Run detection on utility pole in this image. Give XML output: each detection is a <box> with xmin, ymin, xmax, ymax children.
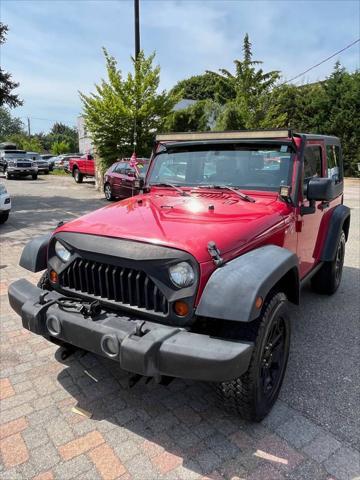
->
<box><xmin>27</xmin><ymin>117</ymin><xmax>31</xmax><ymax>136</ymax></box>
<box><xmin>134</xmin><ymin>0</ymin><xmax>140</xmax><ymax>59</ymax></box>
<box><xmin>133</xmin><ymin>0</ymin><xmax>140</xmax><ymax>153</ymax></box>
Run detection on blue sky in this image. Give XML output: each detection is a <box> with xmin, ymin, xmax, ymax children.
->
<box><xmin>1</xmin><ymin>0</ymin><xmax>359</xmax><ymax>133</ymax></box>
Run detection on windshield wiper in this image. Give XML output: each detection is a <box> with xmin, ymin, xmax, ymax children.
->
<box><xmin>197</xmin><ymin>185</ymin><xmax>256</xmax><ymax>203</ymax></box>
<box><xmin>149</xmin><ymin>182</ymin><xmax>191</xmax><ymax>197</ymax></box>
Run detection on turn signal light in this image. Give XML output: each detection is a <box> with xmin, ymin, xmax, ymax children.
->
<box><xmin>174</xmin><ymin>301</ymin><xmax>189</xmax><ymax>317</ymax></box>
<box><xmin>49</xmin><ymin>270</ymin><xmax>58</xmax><ymax>283</ymax></box>
<box><xmin>255</xmin><ymin>296</ymin><xmax>263</xmax><ymax>309</ymax></box>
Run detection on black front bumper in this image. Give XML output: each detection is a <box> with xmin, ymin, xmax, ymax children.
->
<box><xmin>8</xmin><ymin>279</ymin><xmax>253</xmax><ymax>382</ymax></box>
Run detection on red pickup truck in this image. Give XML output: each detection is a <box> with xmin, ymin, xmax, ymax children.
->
<box><xmin>69</xmin><ymin>154</ymin><xmax>95</xmax><ymax>183</ymax></box>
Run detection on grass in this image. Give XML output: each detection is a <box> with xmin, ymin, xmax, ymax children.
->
<box><xmin>50</xmin><ymin>169</ymin><xmax>70</xmax><ymax>176</ymax></box>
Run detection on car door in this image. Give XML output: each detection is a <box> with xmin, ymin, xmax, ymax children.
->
<box><xmin>112</xmin><ymin>164</ymin><xmax>126</xmax><ymax>196</ymax></box>
<box><xmin>122</xmin><ymin>165</ymin><xmax>137</xmax><ymax>198</ymax></box>
<box><xmin>85</xmin><ymin>155</ymin><xmax>95</xmax><ymax>176</ymax></box>
<box><xmin>296</xmin><ymin>143</ymin><xmax>326</xmax><ymax>277</ymax></box>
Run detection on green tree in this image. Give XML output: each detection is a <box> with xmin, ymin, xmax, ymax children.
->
<box><xmin>171</xmin><ymin>73</ymin><xmax>234</xmax><ymax>104</ymax></box>
<box><xmin>0</xmin><ymin>23</ymin><xmax>23</xmax><ymax>108</ymax></box>
<box><xmin>164</xmin><ymin>100</ymin><xmax>220</xmax><ymax>132</ymax></box>
<box><xmin>47</xmin><ymin>122</ymin><xmax>78</xmax><ymax>152</ymax></box>
<box><xmin>209</xmin><ymin>34</ymin><xmax>286</xmax><ymax>130</ymax></box>
<box><xmin>0</xmin><ymin>107</ymin><xmax>25</xmax><ymax>140</ymax></box>
<box><xmin>80</xmin><ymin>49</ymin><xmax>177</xmax><ymax>169</ymax></box>
<box><xmin>51</xmin><ymin>140</ymin><xmax>71</xmax><ymax>155</ymax></box>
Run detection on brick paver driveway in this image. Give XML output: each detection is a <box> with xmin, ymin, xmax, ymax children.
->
<box><xmin>1</xmin><ymin>175</ymin><xmax>359</xmax><ymax>480</ymax></box>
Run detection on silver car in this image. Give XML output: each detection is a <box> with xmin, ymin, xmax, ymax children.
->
<box><xmin>0</xmin><ymin>150</ymin><xmax>38</xmax><ymax>180</ymax></box>
<box><xmin>27</xmin><ymin>152</ymin><xmax>49</xmax><ymax>174</ymax></box>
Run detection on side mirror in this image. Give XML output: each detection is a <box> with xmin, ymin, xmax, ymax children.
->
<box><xmin>306</xmin><ymin>177</ymin><xmax>335</xmax><ymax>201</ymax></box>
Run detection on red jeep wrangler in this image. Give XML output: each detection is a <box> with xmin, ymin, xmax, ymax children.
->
<box><xmin>9</xmin><ymin>130</ymin><xmax>350</xmax><ymax>421</ymax></box>
<box><xmin>69</xmin><ymin>154</ymin><xmax>95</xmax><ymax>183</ymax></box>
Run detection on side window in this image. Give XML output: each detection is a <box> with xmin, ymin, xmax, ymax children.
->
<box><xmin>304</xmin><ymin>146</ymin><xmax>322</xmax><ymax>181</ymax></box>
<box><xmin>326</xmin><ymin>145</ymin><xmax>343</xmax><ymax>184</ymax></box>
<box><xmin>114</xmin><ymin>164</ymin><xmax>125</xmax><ymax>174</ymax></box>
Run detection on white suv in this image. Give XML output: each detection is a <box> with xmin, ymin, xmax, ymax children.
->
<box><xmin>0</xmin><ymin>183</ymin><xmax>11</xmax><ymax>224</ymax></box>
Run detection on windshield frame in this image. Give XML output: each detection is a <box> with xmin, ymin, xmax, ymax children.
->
<box><xmin>146</xmin><ymin>141</ymin><xmax>295</xmax><ymax>193</ymax></box>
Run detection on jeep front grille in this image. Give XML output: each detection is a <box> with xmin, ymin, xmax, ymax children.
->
<box><xmin>59</xmin><ymin>258</ymin><xmax>168</xmax><ymax>314</ymax></box>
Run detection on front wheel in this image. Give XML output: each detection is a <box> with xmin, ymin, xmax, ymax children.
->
<box><xmin>32</xmin><ymin>173</ymin><xmax>38</xmax><ymax>180</ymax></box>
<box><xmin>0</xmin><ymin>212</ymin><xmax>9</xmax><ymax>224</ymax></box>
<box><xmin>73</xmin><ymin>168</ymin><xmax>83</xmax><ymax>183</ymax></box>
<box><xmin>311</xmin><ymin>231</ymin><xmax>346</xmax><ymax>295</ymax></box>
<box><xmin>5</xmin><ymin>170</ymin><xmax>12</xmax><ymax>180</ymax></box>
<box><xmin>104</xmin><ymin>183</ymin><xmax>114</xmax><ymax>201</ymax></box>
<box><xmin>215</xmin><ymin>292</ymin><xmax>290</xmax><ymax>421</ymax></box>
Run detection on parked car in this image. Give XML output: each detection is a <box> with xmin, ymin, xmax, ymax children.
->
<box><xmin>0</xmin><ymin>183</ymin><xmax>11</xmax><ymax>223</ymax></box>
<box><xmin>40</xmin><ymin>154</ymin><xmax>55</xmax><ymax>171</ymax></box>
<box><xmin>54</xmin><ymin>154</ymin><xmax>80</xmax><ymax>171</ymax></box>
<box><xmin>26</xmin><ymin>152</ymin><xmax>49</xmax><ymax>174</ymax></box>
<box><xmin>0</xmin><ymin>149</ymin><xmax>38</xmax><ymax>180</ymax></box>
<box><xmin>9</xmin><ymin>129</ymin><xmax>350</xmax><ymax>421</ymax></box>
<box><xmin>69</xmin><ymin>154</ymin><xmax>95</xmax><ymax>183</ymax></box>
<box><xmin>103</xmin><ymin>158</ymin><xmax>150</xmax><ymax>200</ymax></box>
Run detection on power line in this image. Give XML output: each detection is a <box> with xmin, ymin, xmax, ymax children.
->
<box><xmin>281</xmin><ymin>38</ymin><xmax>360</xmax><ymax>85</ymax></box>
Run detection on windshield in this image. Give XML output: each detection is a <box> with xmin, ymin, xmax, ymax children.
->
<box><xmin>27</xmin><ymin>153</ymin><xmax>41</xmax><ymax>160</ymax></box>
<box><xmin>2</xmin><ymin>150</ymin><xmax>27</xmax><ymax>159</ymax></box>
<box><xmin>148</xmin><ymin>144</ymin><xmax>294</xmax><ymax>191</ymax></box>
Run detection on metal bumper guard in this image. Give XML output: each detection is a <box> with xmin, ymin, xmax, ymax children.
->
<box><xmin>8</xmin><ymin>279</ymin><xmax>253</xmax><ymax>382</ymax></box>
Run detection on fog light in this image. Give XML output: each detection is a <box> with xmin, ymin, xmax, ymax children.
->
<box><xmin>174</xmin><ymin>301</ymin><xmax>189</xmax><ymax>317</ymax></box>
<box><xmin>101</xmin><ymin>335</ymin><xmax>119</xmax><ymax>357</ymax></box>
<box><xmin>50</xmin><ymin>270</ymin><xmax>58</xmax><ymax>283</ymax></box>
<box><xmin>46</xmin><ymin>315</ymin><xmax>61</xmax><ymax>336</ymax></box>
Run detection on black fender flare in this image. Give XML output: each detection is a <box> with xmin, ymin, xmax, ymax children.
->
<box><xmin>19</xmin><ymin>233</ymin><xmax>51</xmax><ymax>272</ymax></box>
<box><xmin>320</xmin><ymin>205</ymin><xmax>350</xmax><ymax>262</ymax></box>
<box><xmin>196</xmin><ymin>245</ymin><xmax>299</xmax><ymax>322</ymax></box>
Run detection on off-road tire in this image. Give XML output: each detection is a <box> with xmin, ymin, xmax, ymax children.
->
<box><xmin>311</xmin><ymin>230</ymin><xmax>346</xmax><ymax>295</ymax></box>
<box><xmin>73</xmin><ymin>168</ymin><xmax>83</xmax><ymax>183</ymax></box>
<box><xmin>32</xmin><ymin>173</ymin><xmax>38</xmax><ymax>180</ymax></box>
<box><xmin>215</xmin><ymin>292</ymin><xmax>290</xmax><ymax>422</ymax></box>
<box><xmin>104</xmin><ymin>183</ymin><xmax>114</xmax><ymax>201</ymax></box>
<box><xmin>0</xmin><ymin>212</ymin><xmax>9</xmax><ymax>224</ymax></box>
<box><xmin>5</xmin><ymin>169</ymin><xmax>12</xmax><ymax>180</ymax></box>
<box><xmin>37</xmin><ymin>271</ymin><xmax>52</xmax><ymax>291</ymax></box>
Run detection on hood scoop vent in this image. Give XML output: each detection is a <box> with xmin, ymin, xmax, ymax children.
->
<box><xmin>194</xmin><ymin>192</ymin><xmax>229</xmax><ymax>199</ymax></box>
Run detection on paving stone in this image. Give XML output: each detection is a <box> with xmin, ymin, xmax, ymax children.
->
<box><xmin>285</xmin><ymin>459</ymin><xmax>329</xmax><ymax>480</ymax></box>
<box><xmin>46</xmin><ymin>417</ymin><xmax>75</xmax><ymax>446</ymax></box>
<box><xmin>125</xmin><ymin>453</ymin><xmax>159</xmax><ymax>480</ymax></box>
<box><xmin>27</xmin><ymin>405</ymin><xmax>60</xmax><ymax>426</ymax></box>
<box><xmin>29</xmin><ymin>442</ymin><xmax>61</xmax><ymax>475</ymax></box>
<box><xmin>324</xmin><ymin>446</ymin><xmax>360</xmax><ymax>480</ymax></box>
<box><xmin>0</xmin><ymin>416</ymin><xmax>28</xmax><ymax>439</ymax></box>
<box><xmin>151</xmin><ymin>451</ymin><xmax>183</xmax><ymax>475</ymax></box>
<box><xmin>0</xmin><ymin>432</ymin><xmax>29</xmax><ymax>468</ymax></box>
<box><xmin>0</xmin><ymin>402</ymin><xmax>34</xmax><ymax>424</ymax></box>
<box><xmin>302</xmin><ymin>432</ymin><xmax>342</xmax><ymax>463</ymax></box>
<box><xmin>32</xmin><ymin>471</ymin><xmax>55</xmax><ymax>480</ymax></box>
<box><xmin>275</xmin><ymin>415</ymin><xmax>323</xmax><ymax>448</ymax></box>
<box><xmin>194</xmin><ymin>449</ymin><xmax>222</xmax><ymax>474</ymax></box>
<box><xmin>53</xmin><ymin>454</ymin><xmax>93</xmax><ymax>480</ymax></box>
<box><xmin>23</xmin><ymin>425</ymin><xmax>51</xmax><ymax>449</ymax></box>
<box><xmin>88</xmin><ymin>443</ymin><xmax>126</xmax><ymax>479</ymax></box>
<box><xmin>204</xmin><ymin>432</ymin><xmax>240</xmax><ymax>460</ymax></box>
<box><xmin>58</xmin><ymin>431</ymin><xmax>105</xmax><ymax>461</ymax></box>
<box><xmin>112</xmin><ymin>438</ymin><xmax>139</xmax><ymax>463</ymax></box>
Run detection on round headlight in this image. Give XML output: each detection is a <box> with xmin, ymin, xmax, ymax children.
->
<box><xmin>55</xmin><ymin>241</ymin><xmax>71</xmax><ymax>262</ymax></box>
<box><xmin>169</xmin><ymin>262</ymin><xmax>195</xmax><ymax>288</ymax></box>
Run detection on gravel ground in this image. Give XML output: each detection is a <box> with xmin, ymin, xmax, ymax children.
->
<box><xmin>0</xmin><ymin>174</ymin><xmax>359</xmax><ymax>480</ymax></box>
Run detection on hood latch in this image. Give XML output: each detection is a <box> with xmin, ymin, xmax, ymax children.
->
<box><xmin>208</xmin><ymin>241</ymin><xmax>224</xmax><ymax>267</ymax></box>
